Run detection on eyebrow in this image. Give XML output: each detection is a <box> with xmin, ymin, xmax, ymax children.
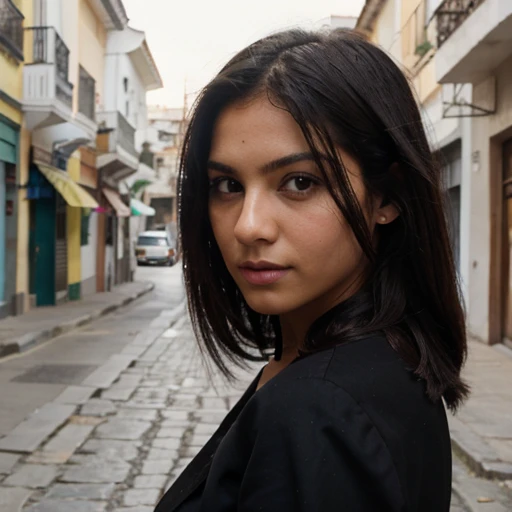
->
<box><xmin>207</xmin><ymin>152</ymin><xmax>317</xmax><ymax>175</ymax></box>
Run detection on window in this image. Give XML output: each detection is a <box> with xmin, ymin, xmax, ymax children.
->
<box><xmin>137</xmin><ymin>235</ymin><xmax>169</xmax><ymax>247</ymax></box>
<box><xmin>125</xmin><ymin>100</ymin><xmax>129</xmax><ymax>117</ymax></box>
<box><xmin>123</xmin><ymin>77</ymin><xmax>129</xmax><ymax>93</ymax></box>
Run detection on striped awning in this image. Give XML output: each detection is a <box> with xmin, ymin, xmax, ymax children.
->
<box><xmin>35</xmin><ymin>162</ymin><xmax>98</xmax><ymax>208</ymax></box>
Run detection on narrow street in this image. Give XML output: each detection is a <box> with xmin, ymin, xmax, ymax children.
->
<box><xmin>0</xmin><ymin>264</ymin><xmax>507</xmax><ymax>511</ymax></box>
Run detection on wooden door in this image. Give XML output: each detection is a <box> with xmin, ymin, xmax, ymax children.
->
<box><xmin>502</xmin><ymin>139</ymin><xmax>512</xmax><ymax>345</ymax></box>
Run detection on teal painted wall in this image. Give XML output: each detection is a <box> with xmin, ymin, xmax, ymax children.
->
<box><xmin>0</xmin><ymin>117</ymin><xmax>19</xmax><ymax>310</ymax></box>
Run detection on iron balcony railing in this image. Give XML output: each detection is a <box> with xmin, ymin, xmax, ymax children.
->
<box><xmin>96</xmin><ymin>110</ymin><xmax>137</xmax><ymax>158</ymax></box>
<box><xmin>116</xmin><ymin>110</ymin><xmax>136</xmax><ymax>156</ymax></box>
<box><xmin>436</xmin><ymin>0</ymin><xmax>485</xmax><ymax>48</ymax></box>
<box><xmin>79</xmin><ymin>65</ymin><xmax>96</xmax><ymax>121</ymax></box>
<box><xmin>0</xmin><ymin>0</ymin><xmax>24</xmax><ymax>61</ymax></box>
<box><xmin>25</xmin><ymin>26</ymin><xmax>73</xmax><ymax>108</ymax></box>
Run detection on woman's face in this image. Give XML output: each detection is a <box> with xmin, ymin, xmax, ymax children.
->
<box><xmin>208</xmin><ymin>96</ymin><xmax>391</xmax><ymax>323</ymax></box>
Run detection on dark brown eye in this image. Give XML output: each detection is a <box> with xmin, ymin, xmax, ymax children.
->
<box><xmin>217</xmin><ymin>178</ymin><xmax>243</xmax><ymax>193</ymax></box>
<box><xmin>284</xmin><ymin>176</ymin><xmax>314</xmax><ymax>193</ymax></box>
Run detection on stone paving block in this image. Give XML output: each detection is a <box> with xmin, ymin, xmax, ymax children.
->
<box><xmin>146</xmin><ymin>448</ymin><xmax>179</xmax><ymax>461</ymax></box>
<box><xmin>116</xmin><ymin>408</ymin><xmax>159</xmax><ymax>421</ymax></box>
<box><xmin>0</xmin><ymin>487</ymin><xmax>33</xmax><ymax>510</ymax></box>
<box><xmin>79</xmin><ymin>439</ymin><xmax>141</xmax><ymax>462</ymax></box>
<box><xmin>0</xmin><ymin>403</ymin><xmax>75</xmax><ymax>453</ymax></box>
<box><xmin>194</xmin><ymin>423</ymin><xmax>219</xmax><ymax>435</ymax></box>
<box><xmin>189</xmin><ymin>434</ymin><xmax>212</xmax><ymax>447</ymax></box>
<box><xmin>183</xmin><ymin>445</ymin><xmax>202</xmax><ymax>458</ymax></box>
<box><xmin>36</xmin><ymin>422</ymin><xmax>96</xmax><ymax>464</ymax></box>
<box><xmin>61</xmin><ymin>456</ymin><xmax>130</xmax><ymax>483</ymax></box>
<box><xmin>25</xmin><ymin>499</ymin><xmax>107</xmax><ymax>512</ymax></box>
<box><xmin>156</xmin><ymin>427</ymin><xmax>185</xmax><ymax>438</ymax></box>
<box><xmin>160</xmin><ymin>420</ymin><xmax>190</xmax><ymax>429</ymax></box>
<box><xmin>160</xmin><ymin>410</ymin><xmax>189</xmax><ymax>420</ymax></box>
<box><xmin>161</xmin><ymin>328</ymin><xmax>179</xmax><ymax>338</ymax></box>
<box><xmin>80</xmin><ymin>399</ymin><xmax>117</xmax><ymax>417</ymax></box>
<box><xmin>95</xmin><ymin>418</ymin><xmax>151</xmax><ymax>440</ymax></box>
<box><xmin>46</xmin><ymin>482</ymin><xmax>116</xmax><ymax>500</ymax></box>
<box><xmin>192</xmin><ymin>411</ymin><xmax>227</xmax><ymax>424</ymax></box>
<box><xmin>113</xmin><ymin>507</ymin><xmax>153</xmax><ymax>512</ymax></box>
<box><xmin>141</xmin><ymin>459</ymin><xmax>174</xmax><ymax>475</ymax></box>
<box><xmin>120</xmin><ymin>344</ymin><xmax>147</xmax><ymax>358</ymax></box>
<box><xmin>122</xmin><ymin>401</ymin><xmax>166</xmax><ymax>410</ymax></box>
<box><xmin>151</xmin><ymin>437</ymin><xmax>181</xmax><ymax>450</ymax></box>
<box><xmin>102</xmin><ymin>374</ymin><xmax>143</xmax><ymax>401</ymax></box>
<box><xmin>81</xmin><ymin>354</ymin><xmax>134</xmax><ymax>389</ymax></box>
<box><xmin>201</xmin><ymin>397</ymin><xmax>228</xmax><ymax>410</ymax></box>
<box><xmin>53</xmin><ymin>386</ymin><xmax>96</xmax><ymax>405</ymax></box>
<box><xmin>133</xmin><ymin>474</ymin><xmax>167</xmax><ymax>489</ymax></box>
<box><xmin>123</xmin><ymin>488</ymin><xmax>161</xmax><ymax>506</ymax></box>
<box><xmin>3</xmin><ymin>463</ymin><xmax>59</xmax><ymax>488</ymax></box>
<box><xmin>0</xmin><ymin>452</ymin><xmax>20</xmax><ymax>474</ymax></box>
<box><xmin>138</xmin><ymin>342</ymin><xmax>169</xmax><ymax>363</ymax></box>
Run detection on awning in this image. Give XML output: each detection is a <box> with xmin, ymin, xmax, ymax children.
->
<box><xmin>35</xmin><ymin>162</ymin><xmax>98</xmax><ymax>208</ymax></box>
<box><xmin>102</xmin><ymin>188</ymin><xmax>131</xmax><ymax>217</ymax></box>
<box><xmin>131</xmin><ymin>198</ymin><xmax>155</xmax><ymax>216</ymax></box>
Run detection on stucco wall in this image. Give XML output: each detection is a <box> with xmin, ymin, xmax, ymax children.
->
<box><xmin>467</xmin><ymin>53</ymin><xmax>512</xmax><ymax>340</ymax></box>
<box><xmin>104</xmin><ymin>52</ymin><xmax>147</xmax><ymax>133</ymax></box>
<box><xmin>67</xmin><ymin>153</ymin><xmax>82</xmax><ymax>290</ymax></box>
<box><xmin>14</xmin><ymin>0</ymin><xmax>33</xmax><ymax>314</ymax></box>
<box><xmin>81</xmin><ymin>211</ymin><xmax>98</xmax><ymax>294</ymax></box>
<box><xmin>79</xmin><ymin>0</ymin><xmax>106</xmax><ymax>109</ymax></box>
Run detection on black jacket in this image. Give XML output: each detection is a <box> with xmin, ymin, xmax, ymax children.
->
<box><xmin>155</xmin><ymin>335</ymin><xmax>452</xmax><ymax>511</ymax></box>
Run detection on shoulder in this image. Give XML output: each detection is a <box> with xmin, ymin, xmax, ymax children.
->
<box><xmin>247</xmin><ymin>334</ymin><xmax>446</xmax><ymax>439</ymax></box>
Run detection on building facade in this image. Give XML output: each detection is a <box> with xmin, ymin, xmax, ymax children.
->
<box><xmin>0</xmin><ymin>0</ymin><xmax>29</xmax><ymax>318</ymax></box>
<box><xmin>357</xmin><ymin>0</ymin><xmax>512</xmax><ymax>348</ymax></box>
<box><xmin>0</xmin><ymin>0</ymin><xmax>162</xmax><ymax>318</ymax></box>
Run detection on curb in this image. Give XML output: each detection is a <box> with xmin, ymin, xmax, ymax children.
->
<box><xmin>451</xmin><ymin>457</ymin><xmax>512</xmax><ymax>511</ymax></box>
<box><xmin>0</xmin><ymin>282</ymin><xmax>155</xmax><ymax>359</ymax></box>
<box><xmin>449</xmin><ymin>415</ymin><xmax>512</xmax><ymax>482</ymax></box>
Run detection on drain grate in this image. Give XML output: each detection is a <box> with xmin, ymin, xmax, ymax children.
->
<box><xmin>11</xmin><ymin>364</ymin><xmax>96</xmax><ymax>385</ymax></box>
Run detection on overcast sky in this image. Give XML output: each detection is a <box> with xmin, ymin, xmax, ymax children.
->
<box><xmin>122</xmin><ymin>0</ymin><xmax>365</xmax><ymax>107</ymax></box>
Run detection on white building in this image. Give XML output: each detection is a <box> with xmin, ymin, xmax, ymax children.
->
<box><xmin>97</xmin><ymin>24</ymin><xmax>163</xmax><ymax>285</ymax></box>
<box><xmin>138</xmin><ymin>106</ymin><xmax>187</xmax><ymax>234</ymax></box>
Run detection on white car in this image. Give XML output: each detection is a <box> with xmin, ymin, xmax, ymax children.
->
<box><xmin>135</xmin><ymin>231</ymin><xmax>176</xmax><ymax>266</ymax></box>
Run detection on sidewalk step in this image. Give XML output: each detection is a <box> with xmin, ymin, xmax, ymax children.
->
<box><xmin>0</xmin><ymin>403</ymin><xmax>75</xmax><ymax>454</ymax></box>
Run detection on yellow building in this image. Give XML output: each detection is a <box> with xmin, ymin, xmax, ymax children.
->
<box><xmin>0</xmin><ymin>0</ymin><xmax>31</xmax><ymax>318</ymax></box>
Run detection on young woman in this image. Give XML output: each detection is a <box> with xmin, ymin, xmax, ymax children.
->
<box><xmin>155</xmin><ymin>28</ymin><xmax>468</xmax><ymax>512</ymax></box>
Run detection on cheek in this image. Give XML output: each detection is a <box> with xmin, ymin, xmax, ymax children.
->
<box><xmin>209</xmin><ymin>205</ymin><xmax>234</xmax><ymax>254</ymax></box>
<box><xmin>293</xmin><ymin>203</ymin><xmax>362</xmax><ymax>268</ymax></box>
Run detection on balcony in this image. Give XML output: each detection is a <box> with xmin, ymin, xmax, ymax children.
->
<box><xmin>0</xmin><ymin>0</ymin><xmax>24</xmax><ymax>61</ymax></box>
<box><xmin>74</xmin><ymin>65</ymin><xmax>98</xmax><ymax>138</ymax></box>
<box><xmin>96</xmin><ymin>111</ymin><xmax>139</xmax><ymax>182</ymax></box>
<box><xmin>436</xmin><ymin>0</ymin><xmax>512</xmax><ymax>83</ymax></box>
<box><xmin>22</xmin><ymin>27</ymin><xmax>74</xmax><ymax>130</ymax></box>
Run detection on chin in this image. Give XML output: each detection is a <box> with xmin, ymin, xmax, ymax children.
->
<box><xmin>242</xmin><ymin>291</ymin><xmax>296</xmax><ymax>316</ymax></box>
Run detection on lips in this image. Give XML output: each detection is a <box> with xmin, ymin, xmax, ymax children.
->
<box><xmin>238</xmin><ymin>261</ymin><xmax>291</xmax><ymax>285</ymax></box>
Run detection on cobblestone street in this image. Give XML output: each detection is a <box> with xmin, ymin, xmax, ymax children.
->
<box><xmin>0</xmin><ymin>266</ymin><xmax>507</xmax><ymax>511</ymax></box>
<box><xmin>4</xmin><ymin>314</ymin><xmax>259</xmax><ymax>511</ymax></box>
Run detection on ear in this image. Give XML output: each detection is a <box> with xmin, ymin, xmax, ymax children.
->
<box><xmin>375</xmin><ymin>162</ymin><xmax>401</xmax><ymax>225</ymax></box>
<box><xmin>375</xmin><ymin>203</ymin><xmax>399</xmax><ymax>225</ymax></box>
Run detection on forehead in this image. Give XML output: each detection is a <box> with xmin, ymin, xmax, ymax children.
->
<box><xmin>209</xmin><ymin>96</ymin><xmax>309</xmax><ymax>163</ymax></box>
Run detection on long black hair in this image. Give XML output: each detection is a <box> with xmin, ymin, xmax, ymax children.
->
<box><xmin>178</xmin><ymin>28</ymin><xmax>468</xmax><ymax>411</ymax></box>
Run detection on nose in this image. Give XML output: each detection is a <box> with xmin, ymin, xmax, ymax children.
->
<box><xmin>233</xmin><ymin>189</ymin><xmax>278</xmax><ymax>246</ymax></box>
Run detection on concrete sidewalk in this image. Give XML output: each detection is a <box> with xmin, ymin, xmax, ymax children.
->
<box><xmin>449</xmin><ymin>338</ymin><xmax>512</xmax><ymax>487</ymax></box>
<box><xmin>0</xmin><ymin>281</ymin><xmax>154</xmax><ymax>359</ymax></box>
